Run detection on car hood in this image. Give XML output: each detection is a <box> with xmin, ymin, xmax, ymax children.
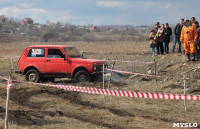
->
<box><xmin>70</xmin><ymin>58</ymin><xmax>106</xmax><ymax>65</ymax></box>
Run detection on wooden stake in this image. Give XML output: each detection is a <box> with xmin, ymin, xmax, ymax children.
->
<box><xmin>10</xmin><ymin>54</ymin><xmax>13</xmax><ymax>72</ymax></box>
<box><xmin>108</xmin><ymin>62</ymin><xmax>115</xmax><ymax>88</ymax></box>
<box><xmin>183</xmin><ymin>75</ymin><xmax>187</xmax><ymax>111</ymax></box>
<box><xmin>5</xmin><ymin>75</ymin><xmax>11</xmax><ymax>129</ymax></box>
<box><xmin>154</xmin><ymin>58</ymin><xmax>157</xmax><ymax>82</ymax></box>
<box><xmin>103</xmin><ymin>64</ymin><xmax>105</xmax><ymax>89</ymax></box>
<box><xmin>154</xmin><ymin>58</ymin><xmax>157</xmax><ymax>76</ymax></box>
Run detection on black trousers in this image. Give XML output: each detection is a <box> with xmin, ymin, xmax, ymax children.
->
<box><xmin>196</xmin><ymin>42</ymin><xmax>200</xmax><ymax>60</ymax></box>
<box><xmin>156</xmin><ymin>41</ymin><xmax>164</xmax><ymax>54</ymax></box>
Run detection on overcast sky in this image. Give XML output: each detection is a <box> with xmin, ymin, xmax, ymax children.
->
<box><xmin>0</xmin><ymin>0</ymin><xmax>199</xmax><ymax>26</ymax></box>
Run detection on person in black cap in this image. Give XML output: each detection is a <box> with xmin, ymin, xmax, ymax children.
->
<box><xmin>154</xmin><ymin>22</ymin><xmax>160</xmax><ymax>33</ymax></box>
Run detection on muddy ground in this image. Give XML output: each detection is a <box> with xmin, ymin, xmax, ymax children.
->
<box><xmin>0</xmin><ymin>41</ymin><xmax>200</xmax><ymax>129</ymax></box>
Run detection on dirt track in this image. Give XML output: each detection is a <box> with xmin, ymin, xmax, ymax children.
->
<box><xmin>0</xmin><ymin>41</ymin><xmax>200</xmax><ymax>129</ymax></box>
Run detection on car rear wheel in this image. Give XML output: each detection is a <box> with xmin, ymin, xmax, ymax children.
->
<box><xmin>25</xmin><ymin>69</ymin><xmax>40</xmax><ymax>82</ymax></box>
<box><xmin>74</xmin><ymin>70</ymin><xmax>90</xmax><ymax>83</ymax></box>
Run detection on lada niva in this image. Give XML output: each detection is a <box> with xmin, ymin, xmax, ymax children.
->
<box><xmin>16</xmin><ymin>45</ymin><xmax>106</xmax><ymax>83</ymax></box>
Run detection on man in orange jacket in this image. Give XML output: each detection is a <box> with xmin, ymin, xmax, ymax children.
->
<box><xmin>180</xmin><ymin>19</ymin><xmax>198</xmax><ymax>61</ymax></box>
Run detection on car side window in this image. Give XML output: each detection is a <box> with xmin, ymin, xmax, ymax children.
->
<box><xmin>47</xmin><ymin>49</ymin><xmax>64</xmax><ymax>58</ymax></box>
<box><xmin>27</xmin><ymin>48</ymin><xmax>45</xmax><ymax>58</ymax></box>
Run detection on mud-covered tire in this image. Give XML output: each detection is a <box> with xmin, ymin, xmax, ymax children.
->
<box><xmin>25</xmin><ymin>69</ymin><xmax>40</xmax><ymax>82</ymax></box>
<box><xmin>74</xmin><ymin>70</ymin><xmax>90</xmax><ymax>83</ymax></box>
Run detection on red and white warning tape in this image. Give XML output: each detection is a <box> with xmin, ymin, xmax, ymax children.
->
<box><xmin>103</xmin><ymin>59</ymin><xmax>154</xmax><ymax>64</ymax></box>
<box><xmin>7</xmin><ymin>80</ymin><xmax>12</xmax><ymax>89</ymax></box>
<box><xmin>33</xmin><ymin>82</ymin><xmax>200</xmax><ymax>100</ymax></box>
<box><xmin>7</xmin><ymin>79</ymin><xmax>199</xmax><ymax>101</ymax></box>
<box><xmin>105</xmin><ymin>69</ymin><xmax>199</xmax><ymax>81</ymax></box>
<box><xmin>1</xmin><ymin>76</ymin><xmax>200</xmax><ymax>100</ymax></box>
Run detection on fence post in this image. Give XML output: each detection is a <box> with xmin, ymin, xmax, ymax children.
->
<box><xmin>5</xmin><ymin>75</ymin><xmax>11</xmax><ymax>129</ymax></box>
<box><xmin>154</xmin><ymin>58</ymin><xmax>157</xmax><ymax>82</ymax></box>
<box><xmin>183</xmin><ymin>75</ymin><xmax>187</xmax><ymax>111</ymax></box>
<box><xmin>108</xmin><ymin>62</ymin><xmax>115</xmax><ymax>88</ymax></box>
<box><xmin>10</xmin><ymin>54</ymin><xmax>13</xmax><ymax>71</ymax></box>
<box><xmin>103</xmin><ymin>64</ymin><xmax>105</xmax><ymax>89</ymax></box>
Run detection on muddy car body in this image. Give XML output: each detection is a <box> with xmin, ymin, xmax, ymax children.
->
<box><xmin>16</xmin><ymin>45</ymin><xmax>106</xmax><ymax>82</ymax></box>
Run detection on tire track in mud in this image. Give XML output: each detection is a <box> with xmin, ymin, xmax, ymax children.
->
<box><xmin>0</xmin><ymin>106</ymin><xmax>63</xmax><ymax>126</ymax></box>
<box><xmin>0</xmin><ymin>85</ymin><xmax>191</xmax><ymax>128</ymax></box>
<box><xmin>56</xmin><ymin>110</ymin><xmax>123</xmax><ymax>129</ymax></box>
<box><xmin>159</xmin><ymin>62</ymin><xmax>184</xmax><ymax>76</ymax></box>
<box><xmin>0</xmin><ymin>88</ymin><xmax>124</xmax><ymax>128</ymax></box>
<box><xmin>32</xmin><ymin>89</ymin><xmax>185</xmax><ymax>127</ymax></box>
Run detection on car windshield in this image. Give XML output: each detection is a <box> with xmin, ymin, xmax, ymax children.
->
<box><xmin>63</xmin><ymin>47</ymin><xmax>82</xmax><ymax>58</ymax></box>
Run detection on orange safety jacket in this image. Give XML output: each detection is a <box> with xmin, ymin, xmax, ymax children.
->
<box><xmin>180</xmin><ymin>25</ymin><xmax>198</xmax><ymax>54</ymax></box>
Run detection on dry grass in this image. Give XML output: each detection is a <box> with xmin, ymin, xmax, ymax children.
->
<box><xmin>0</xmin><ymin>41</ymin><xmax>200</xmax><ymax>129</ymax></box>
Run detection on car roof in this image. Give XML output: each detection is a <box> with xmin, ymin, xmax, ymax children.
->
<box><xmin>27</xmin><ymin>45</ymin><xmax>73</xmax><ymax>48</ymax></box>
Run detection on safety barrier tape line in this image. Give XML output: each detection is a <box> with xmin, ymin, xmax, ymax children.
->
<box><xmin>1</xmin><ymin>76</ymin><xmax>200</xmax><ymax>100</ymax></box>
<box><xmin>103</xmin><ymin>59</ymin><xmax>155</xmax><ymax>64</ymax></box>
<box><xmin>7</xmin><ymin>80</ymin><xmax>12</xmax><ymax>89</ymax></box>
<box><xmin>6</xmin><ymin>78</ymin><xmax>199</xmax><ymax>101</ymax></box>
<box><xmin>38</xmin><ymin>82</ymin><xmax>200</xmax><ymax>100</ymax></box>
<box><xmin>105</xmin><ymin>69</ymin><xmax>199</xmax><ymax>81</ymax></box>
<box><xmin>0</xmin><ymin>76</ymin><xmax>9</xmax><ymax>81</ymax></box>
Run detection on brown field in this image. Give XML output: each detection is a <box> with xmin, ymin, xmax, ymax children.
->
<box><xmin>0</xmin><ymin>41</ymin><xmax>200</xmax><ymax>129</ymax></box>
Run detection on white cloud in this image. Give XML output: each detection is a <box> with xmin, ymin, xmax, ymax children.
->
<box><xmin>96</xmin><ymin>1</ymin><xmax>129</xmax><ymax>8</ymax></box>
<box><xmin>158</xmin><ymin>3</ymin><xmax>171</xmax><ymax>9</ymax></box>
<box><xmin>165</xmin><ymin>4</ymin><xmax>171</xmax><ymax>9</ymax></box>
<box><xmin>0</xmin><ymin>7</ymin><xmax>47</xmax><ymax>17</ymax></box>
<box><xmin>0</xmin><ymin>6</ymin><xmax>72</xmax><ymax>24</ymax></box>
<box><xmin>20</xmin><ymin>3</ymin><xmax>32</xmax><ymax>8</ymax></box>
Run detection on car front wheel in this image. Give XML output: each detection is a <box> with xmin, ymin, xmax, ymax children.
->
<box><xmin>74</xmin><ymin>70</ymin><xmax>90</xmax><ymax>83</ymax></box>
<box><xmin>25</xmin><ymin>69</ymin><xmax>40</xmax><ymax>82</ymax></box>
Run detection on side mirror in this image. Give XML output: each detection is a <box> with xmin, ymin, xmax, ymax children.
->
<box><xmin>81</xmin><ymin>51</ymin><xmax>84</xmax><ymax>58</ymax></box>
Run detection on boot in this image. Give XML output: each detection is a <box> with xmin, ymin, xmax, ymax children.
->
<box><xmin>192</xmin><ymin>53</ymin><xmax>196</xmax><ymax>61</ymax></box>
<box><xmin>186</xmin><ymin>54</ymin><xmax>191</xmax><ymax>61</ymax></box>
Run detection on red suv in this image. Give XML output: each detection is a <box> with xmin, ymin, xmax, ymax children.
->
<box><xmin>16</xmin><ymin>45</ymin><xmax>106</xmax><ymax>83</ymax></box>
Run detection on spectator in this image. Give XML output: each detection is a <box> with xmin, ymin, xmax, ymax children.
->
<box><xmin>156</xmin><ymin>24</ymin><xmax>164</xmax><ymax>55</ymax></box>
<box><xmin>149</xmin><ymin>29</ymin><xmax>157</xmax><ymax>57</ymax></box>
<box><xmin>162</xmin><ymin>23</ymin><xmax>172</xmax><ymax>54</ymax></box>
<box><xmin>172</xmin><ymin>18</ymin><xmax>184</xmax><ymax>53</ymax></box>
<box><xmin>180</xmin><ymin>19</ymin><xmax>198</xmax><ymax>61</ymax></box>
<box><xmin>190</xmin><ymin>17</ymin><xmax>196</xmax><ymax>26</ymax></box>
<box><xmin>194</xmin><ymin>21</ymin><xmax>200</xmax><ymax>60</ymax></box>
<box><xmin>154</xmin><ymin>22</ymin><xmax>160</xmax><ymax>33</ymax></box>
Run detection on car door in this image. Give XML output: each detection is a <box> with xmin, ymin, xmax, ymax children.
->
<box><xmin>45</xmin><ymin>48</ymin><xmax>70</xmax><ymax>76</ymax></box>
<box><xmin>24</xmin><ymin>48</ymin><xmax>46</xmax><ymax>73</ymax></box>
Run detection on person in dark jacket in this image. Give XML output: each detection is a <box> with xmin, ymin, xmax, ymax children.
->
<box><xmin>162</xmin><ymin>23</ymin><xmax>172</xmax><ymax>54</ymax></box>
<box><xmin>172</xmin><ymin>18</ymin><xmax>184</xmax><ymax>53</ymax></box>
<box><xmin>156</xmin><ymin>24</ymin><xmax>164</xmax><ymax>55</ymax></box>
<box><xmin>154</xmin><ymin>22</ymin><xmax>164</xmax><ymax>54</ymax></box>
<box><xmin>194</xmin><ymin>21</ymin><xmax>200</xmax><ymax>60</ymax></box>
